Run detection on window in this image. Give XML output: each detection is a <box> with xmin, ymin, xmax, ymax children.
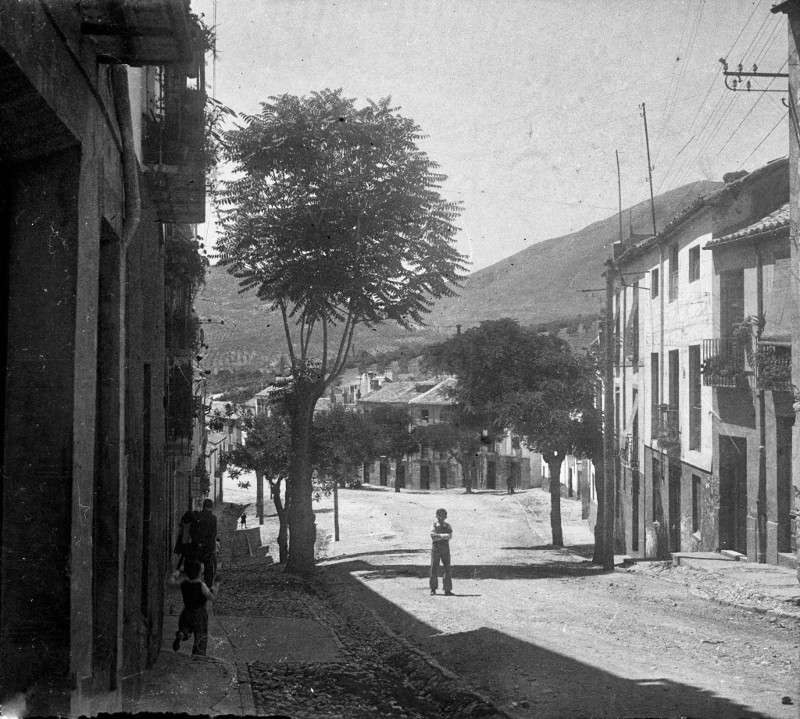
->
<box><xmin>652</xmin><ymin>456</ymin><xmax>661</xmax><ymax>521</ymax></box>
<box><xmin>651</xmin><ymin>268</ymin><xmax>659</xmax><ymax>299</ymax></box>
<box><xmin>689</xmin><ymin>345</ymin><xmax>701</xmax><ymax>450</ymax></box>
<box><xmin>668</xmin><ymin>350</ymin><xmax>679</xmax><ymax>412</ymax></box>
<box><xmin>692</xmin><ymin>474</ymin><xmax>701</xmax><ymax>534</ymax></box>
<box><xmin>688</xmin><ymin>245</ymin><xmax>700</xmax><ymax>282</ymax></box>
<box><xmin>669</xmin><ymin>244</ymin><xmax>678</xmax><ymax>301</ymax></box>
<box><xmin>420</xmin><ymin>408</ymin><xmax>429</xmax><ymax>423</ymax></box>
<box><xmin>651</xmin><ymin>353</ymin><xmax>660</xmax><ymax>438</ymax></box>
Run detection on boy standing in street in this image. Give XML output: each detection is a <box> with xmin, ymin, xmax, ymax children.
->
<box><xmin>430</xmin><ymin>508</ymin><xmax>453</xmax><ymax>596</ymax></box>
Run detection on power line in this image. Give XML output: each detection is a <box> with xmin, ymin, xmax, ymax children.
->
<box><xmin>737</xmin><ymin>109</ymin><xmax>787</xmax><ymax>169</ymax></box>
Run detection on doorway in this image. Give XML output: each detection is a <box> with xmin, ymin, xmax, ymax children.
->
<box><xmin>396</xmin><ymin>463</ymin><xmax>406</xmax><ymax>489</ymax></box>
<box><xmin>668</xmin><ymin>462</ymin><xmax>682</xmax><ymax>552</ymax></box>
<box><xmin>719</xmin><ymin>435</ymin><xmax>748</xmax><ymax>554</ymax></box>
<box><xmin>486</xmin><ymin>460</ymin><xmax>496</xmax><ymax>489</ymax></box>
<box><xmin>419</xmin><ymin>465</ymin><xmax>429</xmax><ymax>490</ymax></box>
<box><xmin>777</xmin><ymin>417</ymin><xmax>793</xmax><ymax>553</ymax></box>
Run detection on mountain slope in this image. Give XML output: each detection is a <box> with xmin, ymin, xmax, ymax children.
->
<box><xmin>198</xmin><ymin>180</ymin><xmax>721</xmax><ymax>373</ymax></box>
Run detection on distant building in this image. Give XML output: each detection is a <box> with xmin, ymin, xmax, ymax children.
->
<box><xmin>358</xmin><ymin>377</ymin><xmax>532</xmax><ymax>491</ymax></box>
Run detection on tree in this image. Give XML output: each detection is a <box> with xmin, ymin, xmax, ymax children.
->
<box><xmin>216</xmin><ymin>90</ymin><xmax>466</xmax><ymax>574</ymax></box>
<box><xmin>368</xmin><ymin>405</ymin><xmax>418</xmax><ymax>492</ymax></box>
<box><xmin>224</xmin><ymin>413</ymin><xmax>292</xmax><ymax>563</ymax></box>
<box><xmin>413</xmin><ymin>419</ymin><xmax>483</xmax><ymax>493</ymax></box>
<box><xmin>425</xmin><ymin>319</ymin><xmax>601</xmax><ymax>547</ymax></box>
<box><xmin>313</xmin><ymin>405</ymin><xmax>379</xmax><ymax>541</ymax></box>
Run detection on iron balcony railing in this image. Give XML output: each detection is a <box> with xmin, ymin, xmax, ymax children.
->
<box><xmin>755</xmin><ymin>342</ymin><xmax>792</xmax><ymax>393</ymax></box>
<box><xmin>143</xmin><ymin>65</ymin><xmax>206</xmax><ymax>223</ymax></box>
<box><xmin>701</xmin><ymin>338</ymin><xmax>747</xmax><ymax>388</ymax></box>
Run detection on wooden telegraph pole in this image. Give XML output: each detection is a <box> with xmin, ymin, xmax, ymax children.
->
<box><xmin>603</xmin><ymin>259</ymin><xmax>616</xmax><ymax>572</ymax></box>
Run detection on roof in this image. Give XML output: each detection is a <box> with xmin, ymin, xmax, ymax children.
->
<box><xmin>704</xmin><ymin>202</ymin><xmax>790</xmax><ymax>248</ymax></box>
<box><xmin>408</xmin><ymin>377</ymin><xmax>458</xmax><ymax>406</ymax></box>
<box><xmin>616</xmin><ymin>156</ymin><xmax>788</xmax><ymax>265</ymax></box>
<box><xmin>358</xmin><ymin>381</ymin><xmax>423</xmax><ymax>404</ymax></box>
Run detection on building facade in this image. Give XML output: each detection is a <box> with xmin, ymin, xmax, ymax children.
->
<box><xmin>612</xmin><ymin>158</ymin><xmax>793</xmax><ymax>565</ymax></box>
<box><xmin>0</xmin><ymin>2</ymin><xmax>208</xmax><ymax>713</ymax></box>
<box><xmin>358</xmin><ymin>377</ymin><xmax>532</xmax><ymax>491</ymax></box>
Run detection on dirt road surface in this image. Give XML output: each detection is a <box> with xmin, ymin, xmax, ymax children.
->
<box><xmin>308</xmin><ymin>486</ymin><xmax>799</xmax><ymax>719</ymax></box>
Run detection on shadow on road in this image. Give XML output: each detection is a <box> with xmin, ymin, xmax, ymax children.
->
<box><xmin>322</xmin><ymin>558</ymin><xmax>775</xmax><ymax>719</ymax></box>
<box><xmin>331</xmin><ymin>558</ymin><xmax>603</xmax><ymax>581</ymax></box>
<box><xmin>324</xmin><ymin>548</ymin><xmax>428</xmax><ymax>562</ymax></box>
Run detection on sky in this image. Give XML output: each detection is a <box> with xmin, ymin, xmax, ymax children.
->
<box><xmin>195</xmin><ymin>0</ymin><xmax>790</xmax><ymax>272</ymax></box>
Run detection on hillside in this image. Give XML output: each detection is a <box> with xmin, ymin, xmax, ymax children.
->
<box><xmin>197</xmin><ymin>179</ymin><xmax>721</xmax><ymax>374</ymax></box>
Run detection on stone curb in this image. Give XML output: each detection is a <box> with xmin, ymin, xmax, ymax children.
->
<box><xmin>620</xmin><ymin>558</ymin><xmax>800</xmax><ymax>626</ymax></box>
<box><xmin>361</xmin><ymin>604</ymin><xmax>514</xmax><ymax>719</ymax></box>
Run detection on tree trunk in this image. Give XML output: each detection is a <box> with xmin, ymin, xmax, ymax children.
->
<box><xmin>465</xmin><ymin>459</ymin><xmax>476</xmax><ymax>493</ymax></box>
<box><xmin>545</xmin><ymin>454</ymin><xmax>564</xmax><ymax>547</ymax></box>
<box><xmin>333</xmin><ymin>474</ymin><xmax>340</xmax><ymax>541</ymax></box>
<box><xmin>256</xmin><ymin>469</ymin><xmax>264</xmax><ymax>525</ymax></box>
<box><xmin>285</xmin><ymin>387</ymin><xmax>318</xmax><ymax>575</ymax></box>
<box><xmin>592</xmin><ymin>453</ymin><xmax>606</xmax><ymax>565</ymax></box>
<box><xmin>271</xmin><ymin>477</ymin><xmax>289</xmax><ymax>564</ymax></box>
<box><xmin>460</xmin><ymin>460</ymin><xmax>472</xmax><ymax>493</ymax></box>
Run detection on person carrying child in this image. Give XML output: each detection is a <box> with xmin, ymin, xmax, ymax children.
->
<box><xmin>169</xmin><ymin>558</ymin><xmax>219</xmax><ymax>656</ymax></box>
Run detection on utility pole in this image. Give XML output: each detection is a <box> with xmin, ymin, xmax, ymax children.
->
<box><xmin>641</xmin><ymin>103</ymin><xmax>658</xmax><ymax>237</ymax></box>
<box><xmin>603</xmin><ymin>259</ymin><xmax>616</xmax><ymax>571</ymax></box>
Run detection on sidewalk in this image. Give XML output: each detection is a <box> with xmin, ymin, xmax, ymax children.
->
<box><xmin>632</xmin><ymin>552</ymin><xmax>800</xmax><ymax>623</ymax></box>
<box><xmin>132</xmin><ymin>502</ymin><xmax>507</xmax><ymax>717</ymax></box>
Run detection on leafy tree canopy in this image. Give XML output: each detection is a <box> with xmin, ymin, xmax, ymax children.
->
<box><xmin>216</xmin><ymin>88</ymin><xmax>468</xmax><ymax>386</ymax></box>
<box><xmin>424</xmin><ymin>318</ymin><xmax>600</xmax><ymax>459</ymax></box>
<box><xmin>225</xmin><ymin>412</ymin><xmax>291</xmax><ymax>482</ymax></box>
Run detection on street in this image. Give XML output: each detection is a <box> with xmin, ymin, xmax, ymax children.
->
<box><xmin>306</xmin><ymin>486</ymin><xmax>799</xmax><ymax>719</ymax></box>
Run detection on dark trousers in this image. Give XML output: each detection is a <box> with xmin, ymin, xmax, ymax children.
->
<box><xmin>430</xmin><ymin>542</ymin><xmax>452</xmax><ymax>592</ymax></box>
<box><xmin>202</xmin><ymin>552</ymin><xmax>216</xmax><ymax>587</ymax></box>
<box><xmin>178</xmin><ymin>606</ymin><xmax>209</xmax><ymax>655</ymax></box>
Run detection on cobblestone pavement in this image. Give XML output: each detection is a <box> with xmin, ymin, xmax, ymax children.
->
<box><xmin>215</xmin><ymin>503</ymin><xmax>506</xmax><ymax>718</ymax></box>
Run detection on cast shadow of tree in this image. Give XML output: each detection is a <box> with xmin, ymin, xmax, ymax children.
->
<box><xmin>322</xmin><ymin>558</ymin><xmax>776</xmax><ymax>719</ymax></box>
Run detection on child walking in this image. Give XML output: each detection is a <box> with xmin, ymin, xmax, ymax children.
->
<box><xmin>169</xmin><ymin>558</ymin><xmax>218</xmax><ymax>656</ymax></box>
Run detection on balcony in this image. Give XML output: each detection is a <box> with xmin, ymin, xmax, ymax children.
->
<box><xmin>701</xmin><ymin>338</ymin><xmax>748</xmax><ymax>388</ymax></box>
<box><xmin>655</xmin><ymin>406</ymin><xmax>680</xmax><ymax>455</ymax></box>
<box><xmin>619</xmin><ymin>434</ymin><xmax>639</xmax><ymax>469</ymax></box>
<box><xmin>143</xmin><ymin>66</ymin><xmax>206</xmax><ymax>223</ymax></box>
<box><xmin>167</xmin><ymin>360</ymin><xmax>195</xmax><ymax>446</ymax></box>
<box><xmin>79</xmin><ymin>0</ymin><xmax>194</xmax><ymax>67</ymax></box>
<box><xmin>755</xmin><ymin>342</ymin><xmax>792</xmax><ymax>393</ymax></box>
